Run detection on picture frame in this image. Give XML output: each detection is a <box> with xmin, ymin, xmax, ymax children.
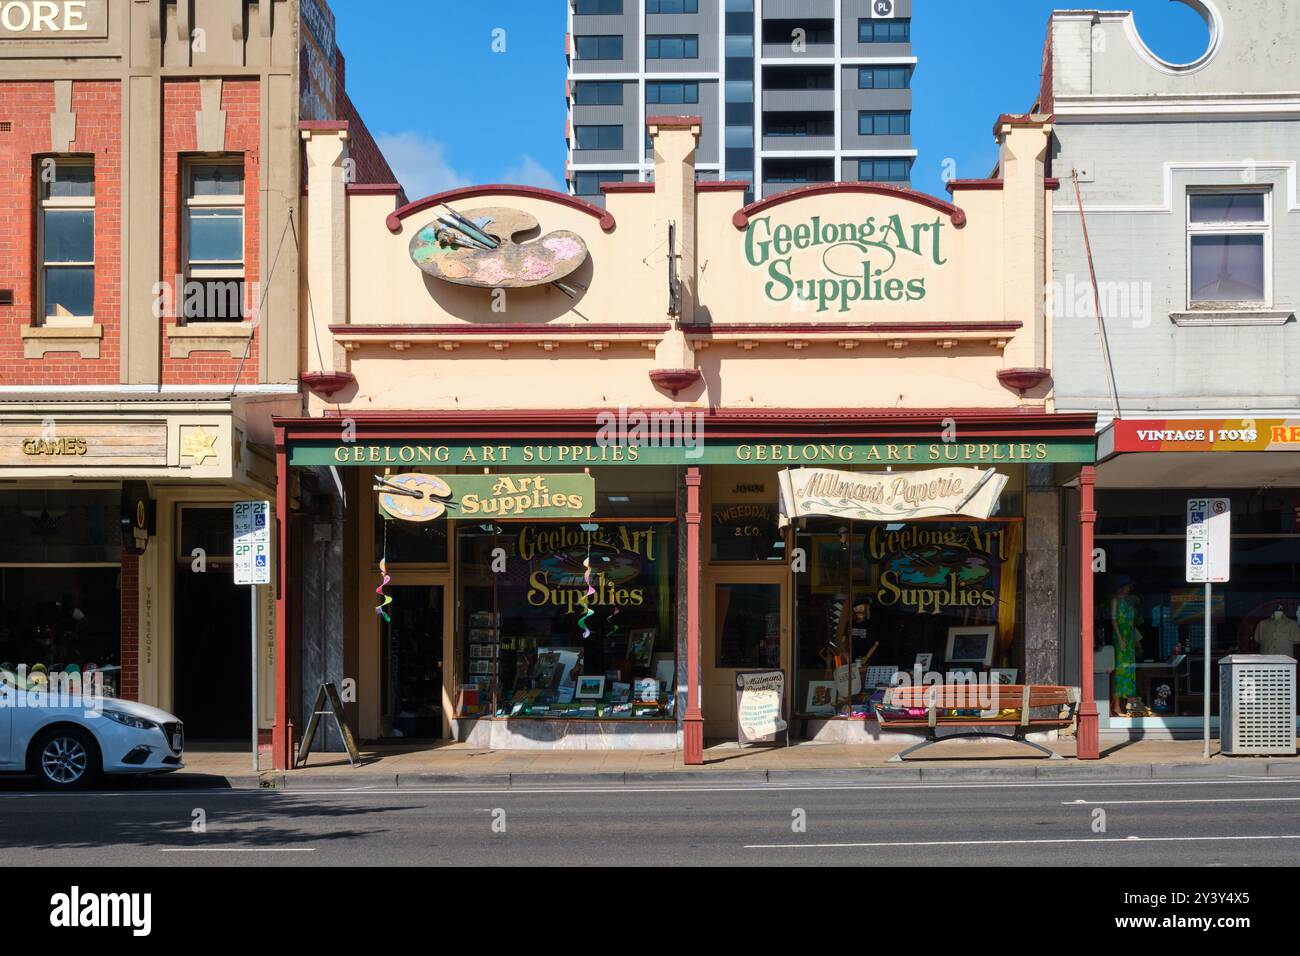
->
<box><xmin>634</xmin><ymin>677</ymin><xmax>659</xmax><ymax>703</ymax></box>
<box><xmin>804</xmin><ymin>680</ymin><xmax>837</xmax><ymax>716</ymax></box>
<box><xmin>574</xmin><ymin>675</ymin><xmax>606</xmax><ymax>701</ymax></box>
<box><xmin>627</xmin><ymin>628</ymin><xmax>657</xmax><ymax>667</ymax></box>
<box><xmin>609</xmin><ymin>681</ymin><xmax>631</xmax><ymax>704</ymax></box>
<box><xmin>989</xmin><ymin>667</ymin><xmax>1018</xmax><ymax>686</ymax></box>
<box><xmin>945</xmin><ymin>626</ymin><xmax>996</xmax><ymax>667</ymax></box>
<box><xmin>653</xmin><ymin>654</ymin><xmax>676</xmax><ymax>692</ymax></box>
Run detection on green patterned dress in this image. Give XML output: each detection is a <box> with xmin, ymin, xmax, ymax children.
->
<box><xmin>1113</xmin><ymin>597</ymin><xmax>1139</xmax><ymax>699</ymax></box>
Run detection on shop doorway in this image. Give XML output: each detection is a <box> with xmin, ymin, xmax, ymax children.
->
<box><xmin>702</xmin><ymin>570</ymin><xmax>789</xmax><ymax>738</ymax></box>
<box><xmin>380</xmin><ymin>584</ymin><xmax>446</xmax><ymax>739</ymax></box>
<box><xmin>173</xmin><ymin>507</ymin><xmax>248</xmax><ymax>740</ymax></box>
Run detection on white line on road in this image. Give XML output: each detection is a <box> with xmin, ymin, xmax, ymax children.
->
<box><xmin>745</xmin><ymin>834</ymin><xmax>1300</xmax><ymax>850</ymax></box>
<box><xmin>159</xmin><ymin>848</ymin><xmax>316</xmax><ymax>853</ymax></box>
<box><xmin>1064</xmin><ymin>796</ymin><xmax>1300</xmax><ymax>806</ymax></box>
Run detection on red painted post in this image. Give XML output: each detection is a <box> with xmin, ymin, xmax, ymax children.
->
<box><xmin>1077</xmin><ymin>465</ymin><xmax>1100</xmax><ymax>760</ymax></box>
<box><xmin>272</xmin><ymin>429</ymin><xmax>292</xmax><ymax>770</ymax></box>
<box><xmin>683</xmin><ymin>467</ymin><xmax>705</xmax><ymax>765</ymax></box>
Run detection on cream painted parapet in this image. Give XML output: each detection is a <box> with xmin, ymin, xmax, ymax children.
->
<box><xmin>648</xmin><ymin>116</ymin><xmax>702</xmax><ymax>397</ymax></box>
<box><xmin>301</xmin><ymin>124</ymin><xmax>350</xmax><ymax>377</ymax></box>
<box><xmin>996</xmin><ymin>115</ymin><xmax>1053</xmax><ymax>394</ymax></box>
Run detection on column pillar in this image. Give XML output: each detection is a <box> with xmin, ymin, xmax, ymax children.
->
<box><xmin>683</xmin><ymin>467</ymin><xmax>704</xmax><ymax>765</ymax></box>
<box><xmin>1077</xmin><ymin>465</ymin><xmax>1100</xmax><ymax>759</ymax></box>
<box><xmin>272</xmin><ymin>429</ymin><xmax>292</xmax><ymax>769</ymax></box>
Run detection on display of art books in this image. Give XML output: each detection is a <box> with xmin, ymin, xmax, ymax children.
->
<box><xmin>469</xmin><ymin>643</ymin><xmax>496</xmax><ymax>659</ymax></box>
<box><xmin>468</xmin><ymin>628</ymin><xmax>497</xmax><ymax>643</ymax></box>
<box><xmin>468</xmin><ymin>660</ymin><xmax>494</xmax><ymax>675</ymax></box>
<box><xmin>469</xmin><ymin>611</ymin><xmax>501</xmax><ymax>627</ymax></box>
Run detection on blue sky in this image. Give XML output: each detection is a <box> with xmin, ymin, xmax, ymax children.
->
<box><xmin>332</xmin><ymin>0</ymin><xmax>1213</xmax><ymax>201</ymax></box>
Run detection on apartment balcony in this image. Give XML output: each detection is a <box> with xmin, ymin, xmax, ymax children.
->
<box><xmin>760</xmin><ymin>41</ymin><xmax>835</xmax><ymax>60</ymax></box>
<box><xmin>761</xmin><ymin>135</ymin><xmax>835</xmax><ymax>152</ymax></box>
<box><xmin>763</xmin><ymin>0</ymin><xmax>834</xmax><ymax>19</ymax></box>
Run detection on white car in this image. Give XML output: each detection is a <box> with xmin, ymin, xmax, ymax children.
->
<box><xmin>0</xmin><ymin>680</ymin><xmax>184</xmax><ymax>789</ymax></box>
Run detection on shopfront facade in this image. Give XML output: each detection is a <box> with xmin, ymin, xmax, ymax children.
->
<box><xmin>276</xmin><ymin>109</ymin><xmax>1097</xmax><ymax>767</ymax></box>
<box><xmin>1043</xmin><ymin>4</ymin><xmax>1300</xmax><ymax>734</ymax></box>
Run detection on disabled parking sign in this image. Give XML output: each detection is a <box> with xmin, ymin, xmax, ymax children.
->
<box><xmin>1186</xmin><ymin>498</ymin><xmax>1230</xmax><ymax>584</ymax></box>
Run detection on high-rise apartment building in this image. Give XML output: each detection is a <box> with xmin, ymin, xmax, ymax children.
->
<box><xmin>565</xmin><ymin>0</ymin><xmax>916</xmax><ymax>202</ymax></box>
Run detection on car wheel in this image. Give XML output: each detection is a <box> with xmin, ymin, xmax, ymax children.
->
<box><xmin>33</xmin><ymin>727</ymin><xmax>101</xmax><ymax>790</ymax></box>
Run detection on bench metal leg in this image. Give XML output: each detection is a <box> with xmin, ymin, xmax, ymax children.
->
<box><xmin>888</xmin><ymin>730</ymin><xmax>1062</xmax><ymax>761</ymax></box>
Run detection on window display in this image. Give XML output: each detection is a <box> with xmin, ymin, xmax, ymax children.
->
<box><xmin>794</xmin><ymin>518</ymin><xmax>1024</xmax><ymax>717</ymax></box>
<box><xmin>456</xmin><ymin>521</ymin><xmax>676</xmax><ymax>720</ymax></box>
<box><xmin>1095</xmin><ymin>488</ymin><xmax>1300</xmax><ymax>717</ymax></box>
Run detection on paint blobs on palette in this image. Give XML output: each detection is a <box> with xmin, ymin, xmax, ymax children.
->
<box><xmin>410</xmin><ymin>206</ymin><xmax>589</xmax><ymax>289</ymax></box>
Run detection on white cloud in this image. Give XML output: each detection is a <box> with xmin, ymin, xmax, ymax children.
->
<box><xmin>375</xmin><ymin>131</ymin><xmax>468</xmax><ymax>201</ymax></box>
<box><xmin>376</xmin><ymin>132</ymin><xmax>564</xmax><ymax>199</ymax></box>
<box><xmin>498</xmin><ymin>154</ymin><xmax>563</xmax><ymax>192</ymax></box>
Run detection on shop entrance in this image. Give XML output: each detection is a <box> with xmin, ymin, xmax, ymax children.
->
<box><xmin>380</xmin><ymin>583</ymin><xmax>447</xmax><ymax>739</ymax></box>
<box><xmin>702</xmin><ymin>569</ymin><xmax>789</xmax><ymax>738</ymax></box>
<box><xmin>173</xmin><ymin>507</ymin><xmax>249</xmax><ymax>740</ymax></box>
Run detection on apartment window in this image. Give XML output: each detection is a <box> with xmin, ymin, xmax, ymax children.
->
<box><xmin>184</xmin><ymin>161</ymin><xmax>246</xmax><ymax>322</ymax></box>
<box><xmin>767</xmin><ymin>116</ymin><xmax>834</xmax><ymax>137</ymax></box>
<box><xmin>575</xmin><ymin>0</ymin><xmax>623</xmax><ymax>13</ymax></box>
<box><xmin>38</xmin><ymin>159</ymin><xmax>95</xmax><ymax>325</ymax></box>
<box><xmin>574</xmin><ymin>125</ymin><xmax>624</xmax><ymax>150</ymax></box>
<box><xmin>858</xmin><ymin>110</ymin><xmax>910</xmax><ymax>135</ymax></box>
<box><xmin>647</xmin><ymin>35</ymin><xmax>698</xmax><ymax>59</ymax></box>
<box><xmin>574</xmin><ymin>81</ymin><xmax>624</xmax><ymax>105</ymax></box>
<box><xmin>859</xmin><ymin>18</ymin><xmax>911</xmax><ymax>43</ymax></box>
<box><xmin>725</xmin><ymin>79</ymin><xmax>753</xmax><ymax>102</ymax></box>
<box><xmin>725</xmin><ymin>0</ymin><xmax>753</xmax><ymax>11</ymax></box>
<box><xmin>725</xmin><ymin>125</ymin><xmax>754</xmax><ymax>148</ymax></box>
<box><xmin>573</xmin><ymin>172</ymin><xmax>619</xmax><ymax>196</ymax></box>
<box><xmin>1187</xmin><ymin>190</ymin><xmax>1269</xmax><ymax>306</ymax></box>
<box><xmin>858</xmin><ymin>66</ymin><xmax>912</xmax><ymax>89</ymax></box>
<box><xmin>646</xmin><ymin>81</ymin><xmax>699</xmax><ymax>104</ymax></box>
<box><xmin>725</xmin><ymin>34</ymin><xmax>753</xmax><ymax>57</ymax></box>
<box><xmin>647</xmin><ymin>0</ymin><xmax>697</xmax><ymax>11</ymax></box>
<box><xmin>575</xmin><ymin>35</ymin><xmax>624</xmax><ymax>60</ymax></box>
<box><xmin>857</xmin><ymin>158</ymin><xmax>912</xmax><ymax>182</ymax></box>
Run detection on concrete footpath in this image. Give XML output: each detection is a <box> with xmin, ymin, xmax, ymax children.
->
<box><xmin>168</xmin><ymin>738</ymin><xmax>1300</xmax><ymax>790</ymax></box>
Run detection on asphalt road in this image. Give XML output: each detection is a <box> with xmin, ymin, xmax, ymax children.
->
<box><xmin>0</xmin><ymin>775</ymin><xmax>1297</xmax><ymax>866</ymax></box>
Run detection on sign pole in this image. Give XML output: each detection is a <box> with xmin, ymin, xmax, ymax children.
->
<box><xmin>1203</xmin><ymin>581</ymin><xmax>1211</xmax><ymax>759</ymax></box>
<box><xmin>251</xmin><ymin>584</ymin><xmax>259</xmax><ymax>772</ymax></box>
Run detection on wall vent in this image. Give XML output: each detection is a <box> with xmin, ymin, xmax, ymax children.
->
<box><xmin>0</xmin><ymin>290</ymin><xmax>14</xmax><ymax>306</ymax></box>
<box><xmin>0</xmin><ymin>122</ymin><xmax>11</xmax><ymax>133</ymax></box>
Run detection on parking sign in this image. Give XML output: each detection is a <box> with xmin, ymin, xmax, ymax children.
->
<box><xmin>233</xmin><ymin>501</ymin><xmax>272</xmax><ymax>586</ymax></box>
<box><xmin>1186</xmin><ymin>497</ymin><xmax>1230</xmax><ymax>584</ymax></box>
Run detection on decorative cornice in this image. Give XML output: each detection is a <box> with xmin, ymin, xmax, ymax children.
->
<box><xmin>386</xmin><ymin>185</ymin><xmax>616</xmax><ymax>234</ymax></box>
<box><xmin>732</xmin><ymin>182</ymin><xmax>968</xmax><ymax>230</ymax></box>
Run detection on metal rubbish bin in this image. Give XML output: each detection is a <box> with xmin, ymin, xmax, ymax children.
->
<box><xmin>1219</xmin><ymin>655</ymin><xmax>1296</xmax><ymax>756</ymax></box>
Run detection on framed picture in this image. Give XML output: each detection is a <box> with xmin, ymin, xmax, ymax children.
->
<box><xmin>627</xmin><ymin>629</ymin><xmax>656</xmax><ymax>667</ymax></box>
<box><xmin>609</xmin><ymin>681</ymin><xmax>631</xmax><ymax>704</ymax></box>
<box><xmin>574</xmin><ymin>675</ymin><xmax>606</xmax><ymax>701</ymax></box>
<box><xmin>804</xmin><ymin>680</ymin><xmax>837</xmax><ymax>716</ymax></box>
<box><xmin>634</xmin><ymin>677</ymin><xmax>659</xmax><ymax>703</ymax></box>
<box><xmin>989</xmin><ymin>668</ymin><xmax>1018</xmax><ymax>686</ymax></box>
<box><xmin>1141</xmin><ymin>673</ymin><xmax>1176</xmax><ymax>715</ymax></box>
<box><xmin>945</xmin><ymin>626</ymin><xmax>996</xmax><ymax>667</ymax></box>
<box><xmin>913</xmin><ymin>653</ymin><xmax>933</xmax><ymax>673</ymax></box>
<box><xmin>653</xmin><ymin>655</ymin><xmax>675</xmax><ymax>691</ymax></box>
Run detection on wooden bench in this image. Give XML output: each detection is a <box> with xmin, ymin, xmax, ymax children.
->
<box><xmin>875</xmin><ymin>684</ymin><xmax>1080</xmax><ymax>761</ymax></box>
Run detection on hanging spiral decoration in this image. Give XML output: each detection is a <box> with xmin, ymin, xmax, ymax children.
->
<box><xmin>578</xmin><ymin>545</ymin><xmax>596</xmax><ymax>639</ymax></box>
<box><xmin>375</xmin><ymin>521</ymin><xmax>393</xmax><ymax>623</ymax></box>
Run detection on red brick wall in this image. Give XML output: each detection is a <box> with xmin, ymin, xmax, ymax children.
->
<box><xmin>0</xmin><ymin>81</ymin><xmax>122</xmax><ymax>385</ymax></box>
<box><xmin>119</xmin><ymin>552</ymin><xmax>139</xmax><ymax>702</ymax></box>
<box><xmin>160</xmin><ymin>78</ymin><xmax>262</xmax><ymax>386</ymax></box>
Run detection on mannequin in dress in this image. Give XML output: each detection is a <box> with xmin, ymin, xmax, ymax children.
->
<box><xmin>1110</xmin><ymin>578</ymin><xmax>1144</xmax><ymax>705</ymax></box>
<box><xmin>1253</xmin><ymin>606</ymin><xmax>1300</xmax><ymax>657</ymax></box>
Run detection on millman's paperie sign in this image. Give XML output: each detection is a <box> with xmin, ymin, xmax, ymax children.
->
<box><xmin>744</xmin><ymin>211</ymin><xmax>948</xmax><ymax>313</ymax></box>
<box><xmin>735</xmin><ymin>670</ymin><xmax>787</xmax><ymax>746</ymax></box>
<box><xmin>776</xmin><ymin>467</ymin><xmax>1008</xmax><ymax>527</ymax></box>
<box><xmin>377</xmin><ymin>473</ymin><xmax>596</xmax><ymax>522</ymax></box>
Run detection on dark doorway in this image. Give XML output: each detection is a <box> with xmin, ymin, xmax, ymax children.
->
<box><xmin>381</xmin><ymin>585</ymin><xmax>444</xmax><ymax>739</ymax></box>
<box><xmin>173</xmin><ymin>507</ymin><xmax>250</xmax><ymax>740</ymax></box>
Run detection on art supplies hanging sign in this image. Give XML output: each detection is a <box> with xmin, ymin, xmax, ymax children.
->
<box><xmin>377</xmin><ymin>473</ymin><xmax>596</xmax><ymax>522</ymax></box>
<box><xmin>776</xmin><ymin>466</ymin><xmax>1008</xmax><ymax>527</ymax></box>
<box><xmin>735</xmin><ymin>670</ymin><xmax>787</xmax><ymax>745</ymax></box>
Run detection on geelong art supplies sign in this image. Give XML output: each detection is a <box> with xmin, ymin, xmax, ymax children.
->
<box><xmin>776</xmin><ymin>467</ymin><xmax>1009</xmax><ymax>527</ymax></box>
<box><xmin>743</xmin><ymin>211</ymin><xmax>949</xmax><ymax>313</ymax></box>
<box><xmin>377</xmin><ymin>473</ymin><xmax>596</xmax><ymax>522</ymax></box>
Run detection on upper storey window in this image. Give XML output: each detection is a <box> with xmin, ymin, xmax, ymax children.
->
<box><xmin>39</xmin><ymin>160</ymin><xmax>95</xmax><ymax>325</ymax></box>
<box><xmin>184</xmin><ymin>161</ymin><xmax>246</xmax><ymax>323</ymax></box>
<box><xmin>1187</xmin><ymin>190</ymin><xmax>1269</xmax><ymax>308</ymax></box>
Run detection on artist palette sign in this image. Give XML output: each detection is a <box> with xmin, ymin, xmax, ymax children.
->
<box><xmin>776</xmin><ymin>467</ymin><xmax>1009</xmax><ymax>526</ymax></box>
<box><xmin>377</xmin><ymin>473</ymin><xmax>595</xmax><ymax>522</ymax></box>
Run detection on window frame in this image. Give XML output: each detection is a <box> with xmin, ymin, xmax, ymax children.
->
<box><xmin>857</xmin><ymin>110</ymin><xmax>911</xmax><ymax>136</ymax></box>
<box><xmin>646</xmin><ymin>80</ymin><xmax>699</xmax><ymax>105</ymax></box>
<box><xmin>647</xmin><ymin>0</ymin><xmax>698</xmax><ymax>12</ymax></box>
<box><xmin>182</xmin><ymin>158</ymin><xmax>247</xmax><ymax>324</ymax></box>
<box><xmin>646</xmin><ymin>34</ymin><xmax>699</xmax><ymax>59</ymax></box>
<box><xmin>574</xmin><ymin>81</ymin><xmax>624</xmax><ymax>106</ymax></box>
<box><xmin>37</xmin><ymin>157</ymin><xmax>96</xmax><ymax>328</ymax></box>
<box><xmin>1185</xmin><ymin>187</ymin><xmax>1271</xmax><ymax>309</ymax></box>
<box><xmin>857</xmin><ymin>66</ymin><xmax>912</xmax><ymax>89</ymax></box>
<box><xmin>574</xmin><ymin>0</ymin><xmax>623</xmax><ymax>14</ymax></box>
<box><xmin>573</xmin><ymin>124</ymin><xmax>624</xmax><ymax>151</ymax></box>
<box><xmin>858</xmin><ymin>18</ymin><xmax>911</xmax><ymax>43</ymax></box>
<box><xmin>857</xmin><ymin>158</ymin><xmax>913</xmax><ymax>183</ymax></box>
<box><xmin>575</xmin><ymin>34</ymin><xmax>624</xmax><ymax>61</ymax></box>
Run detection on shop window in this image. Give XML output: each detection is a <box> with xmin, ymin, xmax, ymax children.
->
<box><xmin>183</xmin><ymin>160</ymin><xmax>246</xmax><ymax>322</ymax></box>
<box><xmin>711</xmin><ymin>502</ymin><xmax>784</xmax><ymax>562</ymax></box>
<box><xmin>793</xmin><ymin>519</ymin><xmax>1025</xmax><ymax>718</ymax></box>
<box><xmin>38</xmin><ymin>158</ymin><xmax>95</xmax><ymax>326</ymax></box>
<box><xmin>455</xmin><ymin>521</ymin><xmax>676</xmax><ymax>720</ymax></box>
<box><xmin>0</xmin><ymin>490</ymin><xmax>120</xmax><ymax>564</ymax></box>
<box><xmin>1096</xmin><ymin>489</ymin><xmax>1300</xmax><ymax>718</ymax></box>
<box><xmin>373</xmin><ymin>509</ymin><xmax>449</xmax><ymax>565</ymax></box>
<box><xmin>1187</xmin><ymin>190</ymin><xmax>1269</xmax><ymax>307</ymax></box>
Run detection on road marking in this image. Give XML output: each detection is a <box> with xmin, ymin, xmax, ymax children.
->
<box><xmin>159</xmin><ymin>847</ymin><xmax>315</xmax><ymax>853</ymax></box>
<box><xmin>2</xmin><ymin>777</ymin><xmax>1297</xmax><ymax>799</ymax></box>
<box><xmin>745</xmin><ymin>834</ymin><xmax>1300</xmax><ymax>850</ymax></box>
<box><xmin>1065</xmin><ymin>796</ymin><xmax>1300</xmax><ymax>806</ymax></box>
